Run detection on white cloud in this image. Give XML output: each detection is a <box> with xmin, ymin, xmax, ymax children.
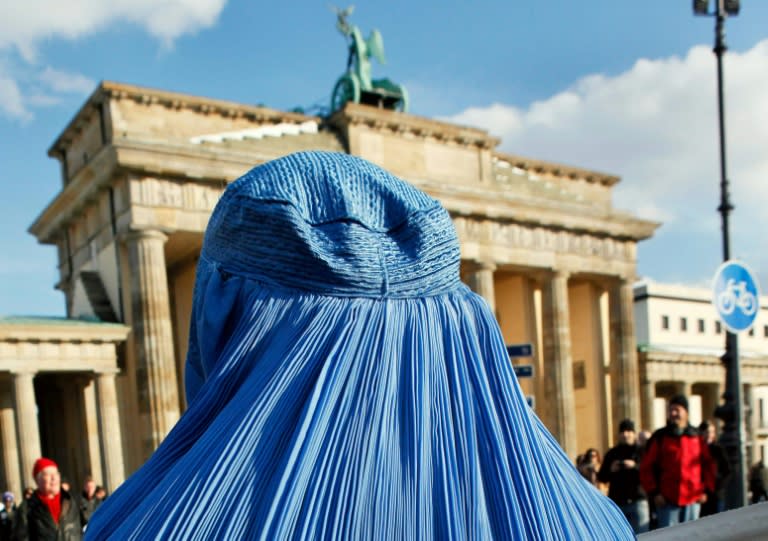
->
<box><xmin>0</xmin><ymin>75</ymin><xmax>31</xmax><ymax>120</ymax></box>
<box><xmin>25</xmin><ymin>94</ymin><xmax>62</xmax><ymax>107</ymax></box>
<box><xmin>0</xmin><ymin>0</ymin><xmax>227</xmax><ymax>121</ymax></box>
<box><xmin>38</xmin><ymin>67</ymin><xmax>95</xmax><ymax>94</ymax></box>
<box><xmin>445</xmin><ymin>40</ymin><xmax>768</xmax><ymax>284</ymax></box>
<box><xmin>0</xmin><ymin>0</ymin><xmax>227</xmax><ymax>60</ymax></box>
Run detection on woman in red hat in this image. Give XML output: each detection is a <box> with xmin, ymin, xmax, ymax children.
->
<box><xmin>14</xmin><ymin>458</ymin><xmax>81</xmax><ymax>541</ymax></box>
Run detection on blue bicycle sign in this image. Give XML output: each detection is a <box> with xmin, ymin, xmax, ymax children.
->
<box><xmin>712</xmin><ymin>260</ymin><xmax>761</xmax><ymax>333</ymax></box>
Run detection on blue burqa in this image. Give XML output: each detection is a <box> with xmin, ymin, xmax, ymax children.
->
<box><xmin>86</xmin><ymin>151</ymin><xmax>633</xmax><ymax>539</ymax></box>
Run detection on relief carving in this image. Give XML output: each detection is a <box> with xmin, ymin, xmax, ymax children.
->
<box><xmin>154</xmin><ymin>180</ymin><xmax>183</xmax><ymax>207</ymax></box>
<box><xmin>457</xmin><ymin>217</ymin><xmax>633</xmax><ymax>262</ymax></box>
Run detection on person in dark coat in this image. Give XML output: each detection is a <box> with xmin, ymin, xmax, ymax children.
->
<box><xmin>13</xmin><ymin>458</ymin><xmax>82</xmax><ymax>541</ymax></box>
<box><xmin>598</xmin><ymin>419</ymin><xmax>649</xmax><ymax>534</ymax></box>
<box><xmin>749</xmin><ymin>460</ymin><xmax>768</xmax><ymax>503</ymax></box>
<box><xmin>76</xmin><ymin>476</ymin><xmax>101</xmax><ymax>527</ymax></box>
<box><xmin>698</xmin><ymin>420</ymin><xmax>731</xmax><ymax>516</ymax></box>
<box><xmin>0</xmin><ymin>492</ymin><xmax>16</xmax><ymax>541</ymax></box>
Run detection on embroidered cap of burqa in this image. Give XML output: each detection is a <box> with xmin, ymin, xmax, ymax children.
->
<box><xmin>86</xmin><ymin>151</ymin><xmax>632</xmax><ymax>540</ymax></box>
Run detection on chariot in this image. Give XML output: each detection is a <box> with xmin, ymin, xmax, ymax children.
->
<box><xmin>331</xmin><ymin>6</ymin><xmax>408</xmax><ymax>112</ymax></box>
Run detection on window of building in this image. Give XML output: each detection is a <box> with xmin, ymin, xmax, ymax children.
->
<box><xmin>680</xmin><ymin>317</ymin><xmax>687</xmax><ymax>332</ymax></box>
<box><xmin>661</xmin><ymin>315</ymin><xmax>669</xmax><ymax>330</ymax></box>
<box><xmin>715</xmin><ymin>321</ymin><xmax>722</xmax><ymax>334</ymax></box>
<box><xmin>698</xmin><ymin>319</ymin><xmax>705</xmax><ymax>333</ymax></box>
<box><xmin>764</xmin><ymin>325</ymin><xmax>768</xmax><ymax>338</ymax></box>
<box><xmin>749</xmin><ymin>327</ymin><xmax>755</xmax><ymax>337</ymax></box>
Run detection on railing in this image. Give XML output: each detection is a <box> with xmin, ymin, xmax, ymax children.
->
<box><xmin>637</xmin><ymin>502</ymin><xmax>768</xmax><ymax>540</ymax></box>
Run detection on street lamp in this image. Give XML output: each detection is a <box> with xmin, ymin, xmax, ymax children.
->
<box><xmin>692</xmin><ymin>0</ymin><xmax>746</xmax><ymax>509</ymax></box>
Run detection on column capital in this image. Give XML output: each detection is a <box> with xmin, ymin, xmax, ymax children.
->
<box><xmin>611</xmin><ymin>274</ymin><xmax>637</xmax><ymax>287</ymax></box>
<box><xmin>9</xmin><ymin>369</ymin><xmax>38</xmax><ymax>377</ymax></box>
<box><xmin>94</xmin><ymin>368</ymin><xmax>121</xmax><ymax>377</ymax></box>
<box><xmin>464</xmin><ymin>259</ymin><xmax>497</xmax><ymax>273</ymax></box>
<box><xmin>119</xmin><ymin>229</ymin><xmax>168</xmax><ymax>244</ymax></box>
<box><xmin>548</xmin><ymin>268</ymin><xmax>571</xmax><ymax>281</ymax></box>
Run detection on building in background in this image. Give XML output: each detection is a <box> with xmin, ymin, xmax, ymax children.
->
<box><xmin>1</xmin><ymin>81</ymin><xmax>658</xmax><ymax>494</ymax></box>
<box><xmin>635</xmin><ymin>280</ymin><xmax>768</xmax><ymax>463</ymax></box>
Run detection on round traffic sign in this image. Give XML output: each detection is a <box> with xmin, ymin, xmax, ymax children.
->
<box><xmin>712</xmin><ymin>260</ymin><xmax>761</xmax><ymax>333</ymax></box>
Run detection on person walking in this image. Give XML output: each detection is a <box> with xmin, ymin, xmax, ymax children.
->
<box><xmin>14</xmin><ymin>458</ymin><xmax>82</xmax><ymax>541</ymax></box>
<box><xmin>598</xmin><ymin>419</ymin><xmax>649</xmax><ymax>534</ymax></box>
<box><xmin>640</xmin><ymin>395</ymin><xmax>716</xmax><ymax>528</ymax></box>
<box><xmin>698</xmin><ymin>420</ymin><xmax>730</xmax><ymax>516</ymax></box>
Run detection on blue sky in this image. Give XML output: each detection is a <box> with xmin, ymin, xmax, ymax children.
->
<box><xmin>1</xmin><ymin>0</ymin><xmax>767</xmax><ymax>316</ymax></box>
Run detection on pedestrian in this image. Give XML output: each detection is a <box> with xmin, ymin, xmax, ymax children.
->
<box><xmin>77</xmin><ymin>476</ymin><xmax>101</xmax><ymax>526</ymax></box>
<box><xmin>748</xmin><ymin>460</ymin><xmax>768</xmax><ymax>504</ymax></box>
<box><xmin>0</xmin><ymin>492</ymin><xmax>16</xmax><ymax>541</ymax></box>
<box><xmin>83</xmin><ymin>151</ymin><xmax>634</xmax><ymax>539</ymax></box>
<box><xmin>92</xmin><ymin>487</ymin><xmax>106</xmax><ymax>502</ymax></box>
<box><xmin>577</xmin><ymin>448</ymin><xmax>603</xmax><ymax>489</ymax></box>
<box><xmin>598</xmin><ymin>419</ymin><xmax>649</xmax><ymax>534</ymax></box>
<box><xmin>698</xmin><ymin>420</ymin><xmax>730</xmax><ymax>516</ymax></box>
<box><xmin>637</xmin><ymin>430</ymin><xmax>651</xmax><ymax>451</ymax></box>
<box><xmin>640</xmin><ymin>394</ymin><xmax>715</xmax><ymax>528</ymax></box>
<box><xmin>13</xmin><ymin>457</ymin><xmax>82</xmax><ymax>540</ymax></box>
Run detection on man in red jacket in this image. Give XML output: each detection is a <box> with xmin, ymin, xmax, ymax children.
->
<box><xmin>640</xmin><ymin>394</ymin><xmax>716</xmax><ymax>528</ymax></box>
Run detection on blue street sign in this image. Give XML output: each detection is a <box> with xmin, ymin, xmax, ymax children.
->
<box><xmin>506</xmin><ymin>343</ymin><xmax>534</xmax><ymax>358</ymax></box>
<box><xmin>526</xmin><ymin>395</ymin><xmax>535</xmax><ymax>409</ymax></box>
<box><xmin>513</xmin><ymin>365</ymin><xmax>534</xmax><ymax>378</ymax></box>
<box><xmin>712</xmin><ymin>260</ymin><xmax>761</xmax><ymax>333</ymax></box>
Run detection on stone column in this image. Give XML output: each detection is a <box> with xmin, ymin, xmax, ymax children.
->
<box><xmin>123</xmin><ymin>229</ymin><xmax>180</xmax><ymax>457</ymax></box>
<box><xmin>12</xmin><ymin>371</ymin><xmax>41</xmax><ymax>487</ymax></box>
<box><xmin>744</xmin><ymin>383</ymin><xmax>756</xmax><ymax>465</ymax></box>
<box><xmin>0</xmin><ymin>381</ymin><xmax>22</xmax><ymax>495</ymax></box>
<box><xmin>541</xmin><ymin>270</ymin><xmax>577</xmax><ymax>458</ymax></box>
<box><xmin>95</xmin><ymin>370</ymin><xmax>125</xmax><ymax>490</ymax></box>
<box><xmin>465</xmin><ymin>261</ymin><xmax>497</xmax><ymax>315</ymax></box>
<box><xmin>712</xmin><ymin>382</ymin><xmax>723</xmax><ymax>418</ymax></box>
<box><xmin>676</xmin><ymin>382</ymin><xmax>693</xmax><ymax>397</ymax></box>
<box><xmin>609</xmin><ymin>279</ymin><xmax>641</xmax><ymax>426</ymax></box>
<box><xmin>640</xmin><ymin>377</ymin><xmax>655</xmax><ymax>432</ymax></box>
<box><xmin>80</xmin><ymin>377</ymin><xmax>103</xmax><ymax>485</ymax></box>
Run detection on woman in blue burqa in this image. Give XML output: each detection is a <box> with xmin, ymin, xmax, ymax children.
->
<box><xmin>86</xmin><ymin>151</ymin><xmax>633</xmax><ymax>539</ymax></box>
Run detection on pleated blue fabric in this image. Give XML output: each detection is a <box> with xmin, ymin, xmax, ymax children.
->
<box><xmin>85</xmin><ymin>151</ymin><xmax>634</xmax><ymax>540</ymax></box>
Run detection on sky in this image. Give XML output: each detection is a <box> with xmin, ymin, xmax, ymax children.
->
<box><xmin>1</xmin><ymin>0</ymin><xmax>767</xmax><ymax>316</ymax></box>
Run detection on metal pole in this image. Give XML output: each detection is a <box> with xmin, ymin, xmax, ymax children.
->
<box><xmin>711</xmin><ymin>0</ymin><xmax>746</xmax><ymax>509</ymax></box>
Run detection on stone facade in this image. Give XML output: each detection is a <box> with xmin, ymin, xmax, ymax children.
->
<box><xmin>10</xmin><ymin>81</ymin><xmax>658</xmax><ymax>486</ymax></box>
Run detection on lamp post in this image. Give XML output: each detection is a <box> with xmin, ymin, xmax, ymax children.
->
<box><xmin>692</xmin><ymin>0</ymin><xmax>746</xmax><ymax>509</ymax></box>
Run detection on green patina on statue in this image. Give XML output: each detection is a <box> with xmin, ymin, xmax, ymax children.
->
<box><xmin>330</xmin><ymin>6</ymin><xmax>409</xmax><ymax>113</ymax></box>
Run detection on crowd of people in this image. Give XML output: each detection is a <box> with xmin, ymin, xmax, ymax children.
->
<box><xmin>0</xmin><ymin>459</ymin><xmax>107</xmax><ymax>540</ymax></box>
<box><xmin>2</xmin><ymin>396</ymin><xmax>767</xmax><ymax>538</ymax></box>
<box><xmin>575</xmin><ymin>393</ymin><xmax>767</xmax><ymax>535</ymax></box>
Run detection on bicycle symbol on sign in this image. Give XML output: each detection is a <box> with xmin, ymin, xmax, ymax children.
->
<box><xmin>716</xmin><ymin>279</ymin><xmax>758</xmax><ymax>316</ymax></box>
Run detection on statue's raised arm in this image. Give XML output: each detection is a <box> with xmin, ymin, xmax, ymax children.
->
<box><xmin>331</xmin><ymin>4</ymin><xmax>354</xmax><ymax>36</ymax></box>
